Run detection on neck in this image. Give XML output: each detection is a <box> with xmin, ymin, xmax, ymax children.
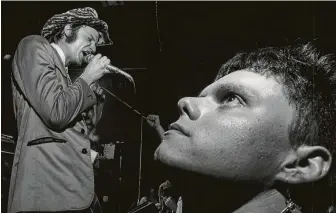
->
<box><xmin>160</xmin><ymin>166</ymin><xmax>299</xmax><ymax>213</ymax></box>
<box><xmin>155</xmin><ymin>162</ymin><xmax>305</xmax><ymax>213</ymax></box>
<box><xmin>55</xmin><ymin>40</ymin><xmax>70</xmax><ymax>66</ymax></box>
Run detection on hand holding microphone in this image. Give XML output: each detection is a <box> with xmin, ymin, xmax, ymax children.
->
<box><xmin>80</xmin><ymin>54</ymin><xmax>110</xmax><ymax>86</ymax></box>
<box><xmin>83</xmin><ymin>54</ymin><xmax>135</xmax><ymax>85</ymax></box>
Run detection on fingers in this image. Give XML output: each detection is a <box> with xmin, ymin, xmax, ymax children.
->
<box><xmin>82</xmin><ymin>54</ymin><xmax>112</xmax><ymax>85</ymax></box>
<box><xmin>146</xmin><ymin>114</ymin><xmax>161</xmax><ymax>128</ymax></box>
<box><xmin>147</xmin><ymin>115</ymin><xmax>155</xmax><ymax>122</ymax></box>
<box><xmin>98</xmin><ymin>58</ymin><xmax>111</xmax><ymax>76</ymax></box>
<box><xmin>147</xmin><ymin>115</ymin><xmax>159</xmax><ymax>124</ymax></box>
<box><xmin>89</xmin><ymin>54</ymin><xmax>110</xmax><ymax>70</ymax></box>
<box><xmin>98</xmin><ymin>56</ymin><xmax>110</xmax><ymax>68</ymax></box>
<box><xmin>91</xmin><ymin>53</ymin><xmax>102</xmax><ymax>61</ymax></box>
<box><xmin>148</xmin><ymin>114</ymin><xmax>159</xmax><ymax>119</ymax></box>
<box><xmin>146</xmin><ymin>116</ymin><xmax>155</xmax><ymax>126</ymax></box>
<box><xmin>89</xmin><ymin>54</ymin><xmax>103</xmax><ymax>66</ymax></box>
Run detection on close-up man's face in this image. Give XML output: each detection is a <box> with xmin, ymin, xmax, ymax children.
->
<box><xmin>66</xmin><ymin>26</ymin><xmax>100</xmax><ymax>65</ymax></box>
<box><xmin>155</xmin><ymin>70</ymin><xmax>296</xmax><ymax>184</ymax></box>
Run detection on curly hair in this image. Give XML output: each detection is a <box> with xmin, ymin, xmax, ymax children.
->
<box><xmin>48</xmin><ymin>23</ymin><xmax>84</xmax><ymax>44</ymax></box>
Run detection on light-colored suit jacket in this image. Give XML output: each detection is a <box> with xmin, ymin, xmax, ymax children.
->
<box><xmin>8</xmin><ymin>35</ymin><xmax>104</xmax><ymax>213</ymax></box>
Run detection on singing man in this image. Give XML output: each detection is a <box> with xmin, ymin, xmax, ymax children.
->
<box><xmin>9</xmin><ymin>7</ymin><xmax>113</xmax><ymax>213</ymax></box>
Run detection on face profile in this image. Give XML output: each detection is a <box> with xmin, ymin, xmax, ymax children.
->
<box><xmin>154</xmin><ymin>43</ymin><xmax>335</xmax><ymax>212</ymax></box>
<box><xmin>155</xmin><ymin>70</ymin><xmax>295</xmax><ymax>184</ymax></box>
<box><xmin>63</xmin><ymin>25</ymin><xmax>100</xmax><ymax>66</ymax></box>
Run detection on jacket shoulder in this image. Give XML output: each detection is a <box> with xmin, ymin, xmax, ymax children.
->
<box><xmin>18</xmin><ymin>35</ymin><xmax>51</xmax><ymax>49</ymax></box>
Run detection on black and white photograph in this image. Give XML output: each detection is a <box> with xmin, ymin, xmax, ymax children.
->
<box><xmin>1</xmin><ymin>1</ymin><xmax>336</xmax><ymax>213</ymax></box>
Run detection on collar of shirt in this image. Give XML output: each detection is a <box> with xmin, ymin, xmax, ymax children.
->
<box><xmin>51</xmin><ymin>43</ymin><xmax>67</xmax><ymax>71</ymax></box>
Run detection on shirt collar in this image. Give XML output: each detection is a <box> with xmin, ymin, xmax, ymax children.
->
<box><xmin>51</xmin><ymin>43</ymin><xmax>66</xmax><ymax>69</ymax></box>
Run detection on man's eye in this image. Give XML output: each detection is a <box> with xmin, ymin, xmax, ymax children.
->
<box><xmin>221</xmin><ymin>94</ymin><xmax>242</xmax><ymax>106</ymax></box>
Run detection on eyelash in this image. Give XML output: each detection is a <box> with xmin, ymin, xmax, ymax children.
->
<box><xmin>87</xmin><ymin>36</ymin><xmax>96</xmax><ymax>43</ymax></box>
<box><xmin>198</xmin><ymin>92</ymin><xmax>245</xmax><ymax>106</ymax></box>
<box><xmin>220</xmin><ymin>93</ymin><xmax>244</xmax><ymax>105</ymax></box>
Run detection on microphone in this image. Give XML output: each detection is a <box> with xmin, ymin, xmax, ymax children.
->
<box><xmin>84</xmin><ymin>54</ymin><xmax>135</xmax><ymax>85</ymax></box>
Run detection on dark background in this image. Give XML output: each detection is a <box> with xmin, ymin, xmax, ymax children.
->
<box><xmin>2</xmin><ymin>1</ymin><xmax>336</xmax><ymax>213</ymax></box>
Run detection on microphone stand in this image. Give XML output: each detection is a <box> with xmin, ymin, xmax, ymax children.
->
<box><xmin>138</xmin><ymin>117</ymin><xmax>143</xmax><ymax>204</ymax></box>
<box><xmin>100</xmin><ymin>86</ymin><xmax>146</xmax><ymax>208</ymax></box>
<box><xmin>101</xmin><ymin>87</ymin><xmax>147</xmax><ymax>120</ymax></box>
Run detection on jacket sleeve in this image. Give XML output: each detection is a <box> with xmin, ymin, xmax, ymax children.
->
<box><xmin>13</xmin><ymin>36</ymin><xmax>97</xmax><ymax>130</ymax></box>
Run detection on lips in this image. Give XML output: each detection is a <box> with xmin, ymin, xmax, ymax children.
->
<box><xmin>166</xmin><ymin>123</ymin><xmax>190</xmax><ymax>136</ymax></box>
<box><xmin>82</xmin><ymin>50</ymin><xmax>92</xmax><ymax>58</ymax></box>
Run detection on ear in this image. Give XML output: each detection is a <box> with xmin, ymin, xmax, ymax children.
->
<box><xmin>275</xmin><ymin>145</ymin><xmax>332</xmax><ymax>184</ymax></box>
<box><xmin>63</xmin><ymin>24</ymin><xmax>72</xmax><ymax>37</ymax></box>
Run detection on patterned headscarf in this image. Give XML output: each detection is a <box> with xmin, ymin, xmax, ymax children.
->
<box><xmin>41</xmin><ymin>7</ymin><xmax>112</xmax><ymax>46</ymax></box>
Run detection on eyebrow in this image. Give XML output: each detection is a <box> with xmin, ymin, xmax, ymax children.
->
<box><xmin>198</xmin><ymin>83</ymin><xmax>258</xmax><ymax>100</ymax></box>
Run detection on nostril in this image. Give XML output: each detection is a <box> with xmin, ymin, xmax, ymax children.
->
<box><xmin>182</xmin><ymin>105</ymin><xmax>190</xmax><ymax>117</ymax></box>
<box><xmin>177</xmin><ymin>97</ymin><xmax>199</xmax><ymax>120</ymax></box>
<box><xmin>178</xmin><ymin>104</ymin><xmax>188</xmax><ymax>116</ymax></box>
<box><xmin>177</xmin><ymin>98</ymin><xmax>188</xmax><ymax>116</ymax></box>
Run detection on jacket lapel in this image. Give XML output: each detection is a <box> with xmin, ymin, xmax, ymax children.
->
<box><xmin>50</xmin><ymin>46</ymin><xmax>68</xmax><ymax>79</ymax></box>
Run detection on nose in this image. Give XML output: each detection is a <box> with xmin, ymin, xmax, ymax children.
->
<box><xmin>177</xmin><ymin>97</ymin><xmax>201</xmax><ymax>120</ymax></box>
<box><xmin>91</xmin><ymin>42</ymin><xmax>96</xmax><ymax>53</ymax></box>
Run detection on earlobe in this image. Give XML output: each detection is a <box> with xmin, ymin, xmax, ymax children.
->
<box><xmin>275</xmin><ymin>145</ymin><xmax>332</xmax><ymax>184</ymax></box>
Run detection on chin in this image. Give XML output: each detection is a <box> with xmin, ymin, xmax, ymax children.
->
<box><xmin>153</xmin><ymin>147</ymin><xmax>160</xmax><ymax>161</ymax></box>
<box><xmin>154</xmin><ymin>144</ymin><xmax>171</xmax><ymax>163</ymax></box>
<box><xmin>154</xmin><ymin>143</ymin><xmax>185</xmax><ymax>170</ymax></box>
<box><xmin>154</xmin><ymin>149</ymin><xmax>185</xmax><ymax>179</ymax></box>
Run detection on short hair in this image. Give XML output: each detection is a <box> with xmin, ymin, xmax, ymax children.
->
<box><xmin>216</xmin><ymin>43</ymin><xmax>335</xmax><ymax>154</ymax></box>
<box><xmin>215</xmin><ymin>43</ymin><xmax>336</xmax><ymax>211</ymax></box>
<box><xmin>49</xmin><ymin>23</ymin><xmax>84</xmax><ymax>44</ymax></box>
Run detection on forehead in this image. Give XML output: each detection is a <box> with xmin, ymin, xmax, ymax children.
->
<box><xmin>201</xmin><ymin>70</ymin><xmax>285</xmax><ymax>98</ymax></box>
<box><xmin>78</xmin><ymin>26</ymin><xmax>102</xmax><ymax>42</ymax></box>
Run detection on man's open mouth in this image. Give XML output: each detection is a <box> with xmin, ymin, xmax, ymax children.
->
<box><xmin>81</xmin><ymin>51</ymin><xmax>92</xmax><ymax>64</ymax></box>
<box><xmin>82</xmin><ymin>51</ymin><xmax>91</xmax><ymax>57</ymax></box>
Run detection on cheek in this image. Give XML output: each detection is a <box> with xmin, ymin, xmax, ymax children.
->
<box><xmin>190</xmin><ymin>116</ymin><xmax>253</xmax><ymax>167</ymax></box>
<box><xmin>76</xmin><ymin>43</ymin><xmax>85</xmax><ymax>51</ymax></box>
<box><xmin>253</xmin><ymin>105</ymin><xmax>293</xmax><ymax>153</ymax></box>
<box><xmin>71</xmin><ymin>41</ymin><xmax>86</xmax><ymax>51</ymax></box>
<box><xmin>193</xmin><ymin>114</ymin><xmax>252</xmax><ymax>152</ymax></box>
<box><xmin>190</xmin><ymin>114</ymin><xmax>287</xmax><ymax>179</ymax></box>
